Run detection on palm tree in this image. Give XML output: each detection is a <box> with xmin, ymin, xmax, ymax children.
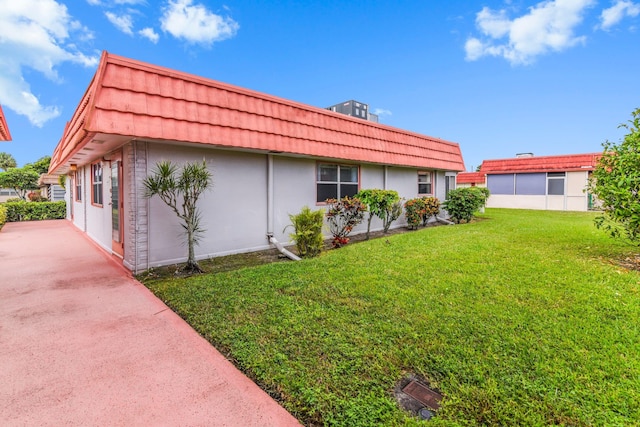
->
<box><xmin>0</xmin><ymin>152</ymin><xmax>17</xmax><ymax>171</ymax></box>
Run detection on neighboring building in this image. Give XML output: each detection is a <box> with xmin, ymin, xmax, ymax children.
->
<box><xmin>38</xmin><ymin>174</ymin><xmax>66</xmax><ymax>201</ymax></box>
<box><xmin>49</xmin><ymin>52</ymin><xmax>464</xmax><ymax>273</ymax></box>
<box><xmin>456</xmin><ymin>172</ymin><xmax>486</xmax><ymax>188</ymax></box>
<box><xmin>0</xmin><ymin>105</ymin><xmax>12</xmax><ymax>141</ymax></box>
<box><xmin>0</xmin><ymin>188</ymin><xmax>19</xmax><ymax>203</ymax></box>
<box><xmin>479</xmin><ymin>153</ymin><xmax>601</xmax><ymax>211</ymax></box>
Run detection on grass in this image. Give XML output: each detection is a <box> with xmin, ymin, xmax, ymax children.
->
<box><xmin>141</xmin><ymin>209</ymin><xmax>640</xmax><ymax>426</ymax></box>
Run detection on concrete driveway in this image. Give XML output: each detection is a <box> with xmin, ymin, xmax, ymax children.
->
<box><xmin>0</xmin><ymin>220</ymin><xmax>301</xmax><ymax>426</ymax></box>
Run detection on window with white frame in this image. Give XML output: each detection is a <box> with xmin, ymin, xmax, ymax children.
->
<box><xmin>418</xmin><ymin>171</ymin><xmax>432</xmax><ymax>195</ymax></box>
<box><xmin>91</xmin><ymin>162</ymin><xmax>103</xmax><ymax>206</ymax></box>
<box><xmin>316</xmin><ymin>164</ymin><xmax>359</xmax><ymax>203</ymax></box>
<box><xmin>547</xmin><ymin>172</ymin><xmax>565</xmax><ymax>195</ymax></box>
<box><xmin>74</xmin><ymin>170</ymin><xmax>82</xmax><ymax>201</ymax></box>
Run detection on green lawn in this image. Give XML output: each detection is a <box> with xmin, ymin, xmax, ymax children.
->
<box><xmin>142</xmin><ymin>209</ymin><xmax>640</xmax><ymax>426</ymax></box>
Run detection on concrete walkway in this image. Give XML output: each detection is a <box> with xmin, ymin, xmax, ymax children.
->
<box><xmin>0</xmin><ymin>220</ymin><xmax>301</xmax><ymax>426</ymax></box>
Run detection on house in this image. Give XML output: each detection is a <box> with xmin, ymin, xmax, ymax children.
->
<box><xmin>48</xmin><ymin>52</ymin><xmax>465</xmax><ymax>272</ymax></box>
<box><xmin>0</xmin><ymin>105</ymin><xmax>11</xmax><ymax>142</ymax></box>
<box><xmin>456</xmin><ymin>172</ymin><xmax>486</xmax><ymax>188</ymax></box>
<box><xmin>37</xmin><ymin>174</ymin><xmax>66</xmax><ymax>201</ymax></box>
<box><xmin>479</xmin><ymin>153</ymin><xmax>601</xmax><ymax>211</ymax></box>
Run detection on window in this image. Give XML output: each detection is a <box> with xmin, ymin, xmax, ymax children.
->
<box><xmin>418</xmin><ymin>172</ymin><xmax>432</xmax><ymax>195</ymax></box>
<box><xmin>0</xmin><ymin>188</ymin><xmax>18</xmax><ymax>196</ymax></box>
<box><xmin>487</xmin><ymin>174</ymin><xmax>515</xmax><ymax>195</ymax></box>
<box><xmin>91</xmin><ymin>162</ymin><xmax>103</xmax><ymax>206</ymax></box>
<box><xmin>445</xmin><ymin>175</ymin><xmax>456</xmax><ymax>197</ymax></box>
<box><xmin>515</xmin><ymin>173</ymin><xmax>546</xmax><ymax>195</ymax></box>
<box><xmin>74</xmin><ymin>170</ymin><xmax>82</xmax><ymax>201</ymax></box>
<box><xmin>547</xmin><ymin>172</ymin><xmax>565</xmax><ymax>195</ymax></box>
<box><xmin>316</xmin><ymin>164</ymin><xmax>359</xmax><ymax>203</ymax></box>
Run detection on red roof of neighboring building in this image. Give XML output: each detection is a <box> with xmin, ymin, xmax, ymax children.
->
<box><xmin>479</xmin><ymin>153</ymin><xmax>602</xmax><ymax>174</ymax></box>
<box><xmin>456</xmin><ymin>172</ymin><xmax>486</xmax><ymax>184</ymax></box>
<box><xmin>0</xmin><ymin>105</ymin><xmax>12</xmax><ymax>141</ymax></box>
<box><xmin>50</xmin><ymin>52</ymin><xmax>464</xmax><ymax>174</ymax></box>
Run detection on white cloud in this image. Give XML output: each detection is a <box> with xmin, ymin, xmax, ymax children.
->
<box><xmin>599</xmin><ymin>0</ymin><xmax>640</xmax><ymax>30</ymax></box>
<box><xmin>0</xmin><ymin>0</ymin><xmax>98</xmax><ymax>127</ymax></box>
<box><xmin>465</xmin><ymin>0</ymin><xmax>595</xmax><ymax>65</ymax></box>
<box><xmin>139</xmin><ymin>27</ymin><xmax>159</xmax><ymax>43</ymax></box>
<box><xmin>373</xmin><ymin>108</ymin><xmax>392</xmax><ymax>117</ymax></box>
<box><xmin>105</xmin><ymin>11</ymin><xmax>134</xmax><ymax>34</ymax></box>
<box><xmin>161</xmin><ymin>0</ymin><xmax>239</xmax><ymax>45</ymax></box>
<box><xmin>87</xmin><ymin>0</ymin><xmax>146</xmax><ymax>4</ymax></box>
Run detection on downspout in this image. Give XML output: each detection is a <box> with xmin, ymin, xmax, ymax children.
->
<box><xmin>383</xmin><ymin>165</ymin><xmax>388</xmax><ymax>190</ymax></box>
<box><xmin>266</xmin><ymin>153</ymin><xmax>300</xmax><ymax>261</ymax></box>
<box><xmin>133</xmin><ymin>141</ymin><xmax>138</xmax><ymax>274</ymax></box>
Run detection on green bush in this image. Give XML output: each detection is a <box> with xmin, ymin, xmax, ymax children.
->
<box><xmin>4</xmin><ymin>200</ymin><xmax>66</xmax><ymax>222</ymax></box>
<box><xmin>325</xmin><ymin>196</ymin><xmax>366</xmax><ymax>248</ymax></box>
<box><xmin>443</xmin><ymin>187</ymin><xmax>490</xmax><ymax>224</ymax></box>
<box><xmin>0</xmin><ymin>204</ymin><xmax>6</xmax><ymax>231</ymax></box>
<box><xmin>288</xmin><ymin>206</ymin><xmax>324</xmax><ymax>258</ymax></box>
<box><xmin>356</xmin><ymin>189</ymin><xmax>402</xmax><ymax>238</ymax></box>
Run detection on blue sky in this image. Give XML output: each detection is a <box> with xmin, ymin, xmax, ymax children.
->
<box><xmin>0</xmin><ymin>0</ymin><xmax>638</xmax><ymax>171</ymax></box>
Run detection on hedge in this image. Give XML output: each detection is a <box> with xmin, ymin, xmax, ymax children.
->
<box><xmin>0</xmin><ymin>204</ymin><xmax>6</xmax><ymax>230</ymax></box>
<box><xmin>2</xmin><ymin>201</ymin><xmax>66</xmax><ymax>222</ymax></box>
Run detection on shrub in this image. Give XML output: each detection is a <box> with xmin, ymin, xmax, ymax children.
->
<box><xmin>404</xmin><ymin>196</ymin><xmax>441</xmax><ymax>229</ymax></box>
<box><xmin>3</xmin><ymin>201</ymin><xmax>66</xmax><ymax>222</ymax></box>
<box><xmin>325</xmin><ymin>196</ymin><xmax>366</xmax><ymax>248</ymax></box>
<box><xmin>356</xmin><ymin>189</ymin><xmax>402</xmax><ymax>238</ymax></box>
<box><xmin>28</xmin><ymin>191</ymin><xmax>48</xmax><ymax>202</ymax></box>
<box><xmin>288</xmin><ymin>206</ymin><xmax>324</xmax><ymax>258</ymax></box>
<box><xmin>404</xmin><ymin>198</ymin><xmax>425</xmax><ymax>230</ymax></box>
<box><xmin>420</xmin><ymin>196</ymin><xmax>440</xmax><ymax>226</ymax></box>
<box><xmin>0</xmin><ymin>204</ymin><xmax>6</xmax><ymax>231</ymax></box>
<box><xmin>443</xmin><ymin>187</ymin><xmax>489</xmax><ymax>224</ymax></box>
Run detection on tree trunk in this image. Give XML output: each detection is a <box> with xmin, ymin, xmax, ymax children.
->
<box><xmin>183</xmin><ymin>220</ymin><xmax>203</xmax><ymax>273</ymax></box>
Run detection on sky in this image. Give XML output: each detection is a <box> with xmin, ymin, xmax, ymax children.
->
<box><xmin>0</xmin><ymin>0</ymin><xmax>639</xmax><ymax>171</ymax></box>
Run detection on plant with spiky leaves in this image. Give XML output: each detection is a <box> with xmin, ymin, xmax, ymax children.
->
<box><xmin>143</xmin><ymin>160</ymin><xmax>212</xmax><ymax>273</ymax></box>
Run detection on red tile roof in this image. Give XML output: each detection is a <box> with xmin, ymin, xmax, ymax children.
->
<box><xmin>456</xmin><ymin>172</ymin><xmax>485</xmax><ymax>184</ymax></box>
<box><xmin>479</xmin><ymin>153</ymin><xmax>602</xmax><ymax>174</ymax></box>
<box><xmin>50</xmin><ymin>52</ymin><xmax>464</xmax><ymax>174</ymax></box>
<box><xmin>0</xmin><ymin>105</ymin><xmax>11</xmax><ymax>141</ymax></box>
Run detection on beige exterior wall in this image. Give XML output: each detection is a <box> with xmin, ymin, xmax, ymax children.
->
<box><xmin>487</xmin><ymin>195</ymin><xmax>547</xmax><ymax>210</ymax></box>
<box><xmin>486</xmin><ymin>171</ymin><xmax>591</xmax><ymax>212</ymax></box>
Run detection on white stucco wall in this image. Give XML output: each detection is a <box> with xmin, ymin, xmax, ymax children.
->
<box><xmin>487</xmin><ymin>194</ymin><xmax>547</xmax><ymax>210</ymax></box>
<box><xmin>68</xmin><ymin>140</ymin><xmax>456</xmax><ymax>271</ymax></box>
<box><xmin>144</xmin><ymin>145</ymin><xmax>270</xmax><ymax>267</ymax></box>
<box><xmin>84</xmin><ymin>160</ymin><xmax>113</xmax><ymax>253</ymax></box>
<box><xmin>71</xmin><ymin>167</ymin><xmax>87</xmax><ymax>233</ymax></box>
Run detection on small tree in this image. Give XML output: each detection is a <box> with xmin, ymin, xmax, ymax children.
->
<box><xmin>143</xmin><ymin>160</ymin><xmax>212</xmax><ymax>273</ymax></box>
<box><xmin>588</xmin><ymin>108</ymin><xmax>640</xmax><ymax>243</ymax></box>
<box><xmin>25</xmin><ymin>156</ymin><xmax>51</xmax><ymax>175</ymax></box>
<box><xmin>325</xmin><ymin>196</ymin><xmax>366</xmax><ymax>247</ymax></box>
<box><xmin>0</xmin><ymin>167</ymin><xmax>39</xmax><ymax>200</ymax></box>
<box><xmin>356</xmin><ymin>189</ymin><xmax>402</xmax><ymax>238</ymax></box>
<box><xmin>0</xmin><ymin>152</ymin><xmax>17</xmax><ymax>171</ymax></box>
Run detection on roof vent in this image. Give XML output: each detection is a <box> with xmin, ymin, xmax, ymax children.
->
<box><xmin>326</xmin><ymin>100</ymin><xmax>377</xmax><ymax>122</ymax></box>
<box><xmin>516</xmin><ymin>153</ymin><xmax>534</xmax><ymax>158</ymax></box>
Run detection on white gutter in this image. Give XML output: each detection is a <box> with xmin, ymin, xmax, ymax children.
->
<box><xmin>266</xmin><ymin>153</ymin><xmax>300</xmax><ymax>261</ymax></box>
